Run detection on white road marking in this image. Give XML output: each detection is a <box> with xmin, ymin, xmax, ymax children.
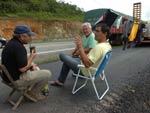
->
<box><xmin>0</xmin><ymin>48</ymin><xmax>74</xmax><ymax>60</ymax></box>
<box><xmin>36</xmin><ymin>48</ymin><xmax>74</xmax><ymax>55</ymax></box>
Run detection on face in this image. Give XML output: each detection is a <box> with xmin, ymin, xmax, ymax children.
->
<box><xmin>82</xmin><ymin>25</ymin><xmax>91</xmax><ymax>36</ymax></box>
<box><xmin>20</xmin><ymin>34</ymin><xmax>32</xmax><ymax>44</ymax></box>
<box><xmin>94</xmin><ymin>26</ymin><xmax>107</xmax><ymax>42</ymax></box>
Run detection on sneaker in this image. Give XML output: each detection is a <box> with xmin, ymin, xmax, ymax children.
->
<box><xmin>41</xmin><ymin>89</ymin><xmax>49</xmax><ymax>96</ymax></box>
<box><xmin>26</xmin><ymin>91</ymin><xmax>37</xmax><ymax>100</ymax></box>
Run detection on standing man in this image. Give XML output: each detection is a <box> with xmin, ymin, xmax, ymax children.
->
<box><xmin>122</xmin><ymin>20</ymin><xmax>133</xmax><ymax>50</ymax></box>
<box><xmin>50</xmin><ymin>23</ymin><xmax>112</xmax><ymax>86</ymax></box>
<box><xmin>134</xmin><ymin>22</ymin><xmax>145</xmax><ymax>46</ymax></box>
<box><xmin>1</xmin><ymin>25</ymin><xmax>51</xmax><ymax>100</ymax></box>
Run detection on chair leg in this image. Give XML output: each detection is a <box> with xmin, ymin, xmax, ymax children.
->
<box><xmin>92</xmin><ymin>76</ymin><xmax>109</xmax><ymax>100</ymax></box>
<box><xmin>72</xmin><ymin>76</ymin><xmax>88</xmax><ymax>94</ymax></box>
<box><xmin>6</xmin><ymin>88</ymin><xmax>16</xmax><ymax>105</ymax></box>
<box><xmin>21</xmin><ymin>86</ymin><xmax>37</xmax><ymax>102</ymax></box>
<box><xmin>7</xmin><ymin>88</ymin><xmax>15</xmax><ymax>102</ymax></box>
<box><xmin>7</xmin><ymin>88</ymin><xmax>35</xmax><ymax>110</ymax></box>
<box><xmin>100</xmin><ymin>71</ymin><xmax>105</xmax><ymax>80</ymax></box>
<box><xmin>24</xmin><ymin>93</ymin><xmax>37</xmax><ymax>102</ymax></box>
<box><xmin>12</xmin><ymin>95</ymin><xmax>24</xmax><ymax>110</ymax></box>
<box><xmin>7</xmin><ymin>90</ymin><xmax>25</xmax><ymax>110</ymax></box>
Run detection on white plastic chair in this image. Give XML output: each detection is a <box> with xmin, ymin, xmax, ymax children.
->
<box><xmin>72</xmin><ymin>50</ymin><xmax>112</xmax><ymax>100</ymax></box>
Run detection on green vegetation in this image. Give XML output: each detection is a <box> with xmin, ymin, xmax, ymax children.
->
<box><xmin>34</xmin><ymin>54</ymin><xmax>59</xmax><ymax>64</ymax></box>
<box><xmin>0</xmin><ymin>0</ymin><xmax>84</xmax><ymax>21</ymax></box>
<box><xmin>31</xmin><ymin>38</ymin><xmax>73</xmax><ymax>43</ymax></box>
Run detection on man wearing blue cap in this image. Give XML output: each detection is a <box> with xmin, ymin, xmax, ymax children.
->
<box><xmin>1</xmin><ymin>25</ymin><xmax>51</xmax><ymax>100</ymax></box>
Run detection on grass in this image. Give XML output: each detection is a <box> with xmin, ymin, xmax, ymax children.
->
<box><xmin>34</xmin><ymin>54</ymin><xmax>60</xmax><ymax>65</ymax></box>
<box><xmin>0</xmin><ymin>12</ymin><xmax>83</xmax><ymax>21</ymax></box>
<box><xmin>31</xmin><ymin>38</ymin><xmax>73</xmax><ymax>43</ymax></box>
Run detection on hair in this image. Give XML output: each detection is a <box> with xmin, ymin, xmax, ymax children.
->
<box><xmin>13</xmin><ymin>33</ymin><xmax>29</xmax><ymax>39</ymax></box>
<box><xmin>95</xmin><ymin>23</ymin><xmax>110</xmax><ymax>38</ymax></box>
<box><xmin>13</xmin><ymin>34</ymin><xmax>20</xmax><ymax>39</ymax></box>
<box><xmin>82</xmin><ymin>22</ymin><xmax>92</xmax><ymax>29</ymax></box>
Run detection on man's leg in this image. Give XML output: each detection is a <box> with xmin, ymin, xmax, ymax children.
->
<box><xmin>57</xmin><ymin>52</ymin><xmax>80</xmax><ymax>83</ymax></box>
<box><xmin>58</xmin><ymin>63</ymin><xmax>70</xmax><ymax>83</ymax></box>
<box><xmin>17</xmin><ymin>70</ymin><xmax>51</xmax><ymax>99</ymax></box>
<box><xmin>32</xmin><ymin>64</ymin><xmax>49</xmax><ymax>96</ymax></box>
<box><xmin>122</xmin><ymin>39</ymin><xmax>126</xmax><ymax>50</ymax></box>
<box><xmin>124</xmin><ymin>38</ymin><xmax>128</xmax><ymax>49</ymax></box>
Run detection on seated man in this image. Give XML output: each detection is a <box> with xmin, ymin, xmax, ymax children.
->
<box><xmin>58</xmin><ymin>22</ymin><xmax>97</xmax><ymax>79</ymax></box>
<box><xmin>59</xmin><ymin>22</ymin><xmax>97</xmax><ymax>78</ymax></box>
<box><xmin>71</xmin><ymin>22</ymin><xmax>97</xmax><ymax>57</ymax></box>
<box><xmin>50</xmin><ymin>23</ymin><xmax>112</xmax><ymax>86</ymax></box>
<box><xmin>1</xmin><ymin>25</ymin><xmax>51</xmax><ymax>100</ymax></box>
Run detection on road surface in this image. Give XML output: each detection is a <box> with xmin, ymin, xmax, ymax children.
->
<box><xmin>0</xmin><ymin>41</ymin><xmax>75</xmax><ymax>60</ymax></box>
<box><xmin>0</xmin><ymin>45</ymin><xmax>150</xmax><ymax>113</ymax></box>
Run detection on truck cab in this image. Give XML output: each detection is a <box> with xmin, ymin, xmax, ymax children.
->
<box><xmin>142</xmin><ymin>23</ymin><xmax>150</xmax><ymax>43</ymax></box>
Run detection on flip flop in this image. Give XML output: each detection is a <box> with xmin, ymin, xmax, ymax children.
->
<box><xmin>49</xmin><ymin>80</ymin><xmax>63</xmax><ymax>87</ymax></box>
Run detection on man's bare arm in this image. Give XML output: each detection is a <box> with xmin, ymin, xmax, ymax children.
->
<box><xmin>76</xmin><ymin>36</ymin><xmax>93</xmax><ymax>67</ymax></box>
<box><xmin>19</xmin><ymin>50</ymin><xmax>36</xmax><ymax>72</ymax></box>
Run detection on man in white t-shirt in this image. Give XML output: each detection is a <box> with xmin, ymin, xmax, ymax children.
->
<box><xmin>50</xmin><ymin>23</ymin><xmax>112</xmax><ymax>86</ymax></box>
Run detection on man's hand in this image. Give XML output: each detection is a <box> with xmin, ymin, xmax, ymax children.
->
<box><xmin>32</xmin><ymin>63</ymin><xmax>40</xmax><ymax>70</ymax></box>
<box><xmin>76</xmin><ymin>35</ymin><xmax>82</xmax><ymax>50</ymax></box>
<box><xmin>19</xmin><ymin>51</ymin><xmax>36</xmax><ymax>72</ymax></box>
<box><xmin>75</xmin><ymin>35</ymin><xmax>93</xmax><ymax>67</ymax></box>
<box><xmin>29</xmin><ymin>50</ymin><xmax>36</xmax><ymax>60</ymax></box>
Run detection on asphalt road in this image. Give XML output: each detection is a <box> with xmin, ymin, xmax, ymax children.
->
<box><xmin>0</xmin><ymin>41</ymin><xmax>75</xmax><ymax>60</ymax></box>
<box><xmin>0</xmin><ymin>45</ymin><xmax>150</xmax><ymax>113</ymax></box>
<box><xmin>30</xmin><ymin>41</ymin><xmax>75</xmax><ymax>55</ymax></box>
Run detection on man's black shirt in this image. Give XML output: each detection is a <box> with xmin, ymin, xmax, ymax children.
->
<box><xmin>1</xmin><ymin>38</ymin><xmax>27</xmax><ymax>82</ymax></box>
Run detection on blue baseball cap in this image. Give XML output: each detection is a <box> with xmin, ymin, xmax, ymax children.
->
<box><xmin>14</xmin><ymin>25</ymin><xmax>36</xmax><ymax>36</ymax></box>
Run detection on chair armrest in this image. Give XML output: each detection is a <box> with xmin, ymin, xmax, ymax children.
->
<box><xmin>77</xmin><ymin>64</ymin><xmax>85</xmax><ymax>68</ymax></box>
<box><xmin>88</xmin><ymin>67</ymin><xmax>97</xmax><ymax>71</ymax></box>
<box><xmin>77</xmin><ymin>64</ymin><xmax>97</xmax><ymax>71</ymax></box>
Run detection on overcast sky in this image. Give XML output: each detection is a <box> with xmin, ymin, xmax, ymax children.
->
<box><xmin>59</xmin><ymin>0</ymin><xmax>150</xmax><ymax>21</ymax></box>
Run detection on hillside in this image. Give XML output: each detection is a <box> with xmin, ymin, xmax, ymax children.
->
<box><xmin>0</xmin><ymin>0</ymin><xmax>84</xmax><ymax>21</ymax></box>
<box><xmin>0</xmin><ymin>0</ymin><xmax>84</xmax><ymax>40</ymax></box>
<box><xmin>0</xmin><ymin>19</ymin><xmax>82</xmax><ymax>40</ymax></box>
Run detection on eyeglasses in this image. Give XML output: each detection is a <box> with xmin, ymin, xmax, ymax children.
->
<box><xmin>95</xmin><ymin>30</ymin><xmax>101</xmax><ymax>32</ymax></box>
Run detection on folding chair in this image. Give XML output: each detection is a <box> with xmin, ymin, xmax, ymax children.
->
<box><xmin>0</xmin><ymin>64</ymin><xmax>37</xmax><ymax>110</ymax></box>
<box><xmin>72</xmin><ymin>50</ymin><xmax>112</xmax><ymax>100</ymax></box>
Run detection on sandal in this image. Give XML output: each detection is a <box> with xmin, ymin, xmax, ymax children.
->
<box><xmin>49</xmin><ymin>80</ymin><xmax>64</xmax><ymax>87</ymax></box>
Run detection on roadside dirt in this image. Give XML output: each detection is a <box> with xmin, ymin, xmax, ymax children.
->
<box><xmin>106</xmin><ymin>71</ymin><xmax>150</xmax><ymax>113</ymax></box>
<box><xmin>0</xmin><ymin>19</ymin><xmax>82</xmax><ymax>40</ymax></box>
<box><xmin>105</xmin><ymin>46</ymin><xmax>150</xmax><ymax>113</ymax></box>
